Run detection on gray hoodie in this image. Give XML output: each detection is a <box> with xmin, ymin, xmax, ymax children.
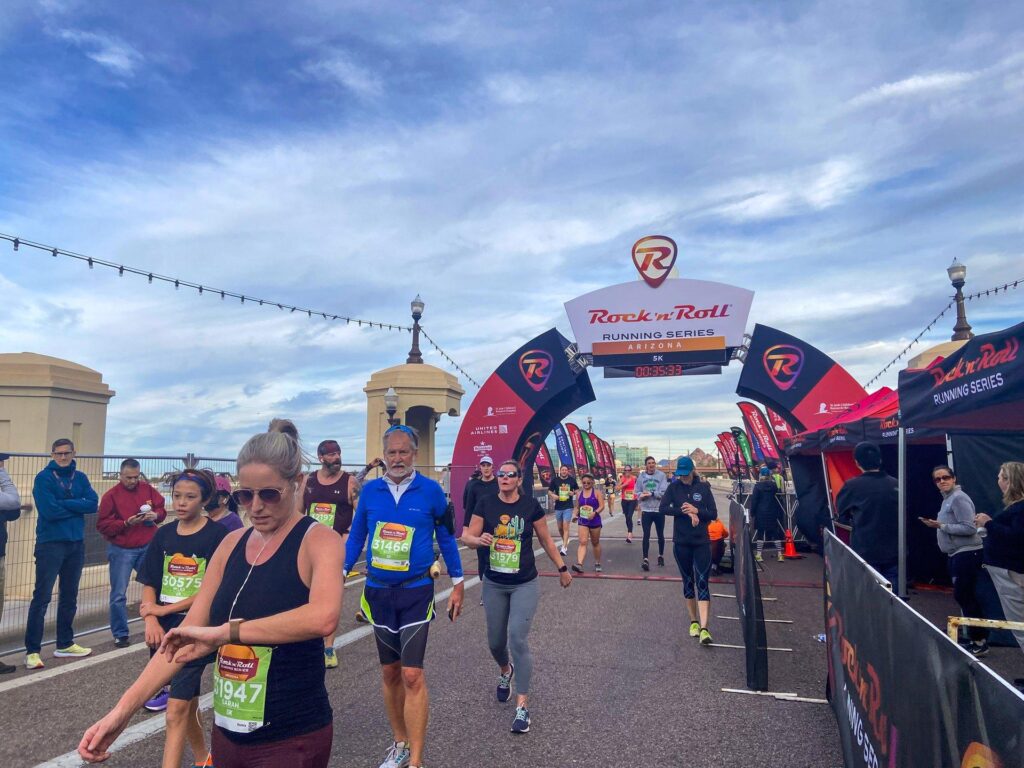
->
<box><xmin>936</xmin><ymin>485</ymin><xmax>981</xmax><ymax>555</ymax></box>
<box><xmin>636</xmin><ymin>469</ymin><xmax>668</xmax><ymax>513</ymax></box>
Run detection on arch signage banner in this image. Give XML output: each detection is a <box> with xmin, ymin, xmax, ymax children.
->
<box><xmin>736</xmin><ymin>324</ymin><xmax>867</xmax><ymax>432</ymax></box>
<box><xmin>564</xmin><ymin>278</ymin><xmax>754</xmax><ymax>368</ymax></box>
<box><xmin>451</xmin><ymin>328</ymin><xmax>594</xmax><ymax>531</ymax></box>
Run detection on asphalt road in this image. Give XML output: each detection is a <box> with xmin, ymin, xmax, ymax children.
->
<box><xmin>1</xmin><ymin>490</ymin><xmax>848</xmax><ymax>768</ymax></box>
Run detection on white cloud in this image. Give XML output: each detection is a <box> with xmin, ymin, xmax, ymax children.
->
<box><xmin>56</xmin><ymin>28</ymin><xmax>142</xmax><ymax>76</ymax></box>
<box><xmin>301</xmin><ymin>51</ymin><xmax>384</xmax><ymax>97</ymax></box>
<box><xmin>848</xmin><ymin>71</ymin><xmax>977</xmax><ymax>108</ymax></box>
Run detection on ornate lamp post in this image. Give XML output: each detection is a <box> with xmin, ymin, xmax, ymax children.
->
<box><xmin>947</xmin><ymin>259</ymin><xmax>974</xmax><ymax>341</ymax></box>
<box><xmin>407</xmin><ymin>295</ymin><xmax>425</xmax><ymax>364</ymax></box>
<box><xmin>384</xmin><ymin>387</ymin><xmax>400</xmax><ymax>426</ymax></box>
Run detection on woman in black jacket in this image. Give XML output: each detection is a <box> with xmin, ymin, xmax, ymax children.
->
<box><xmin>974</xmin><ymin>461</ymin><xmax>1024</xmax><ymax>656</ymax></box>
<box><xmin>749</xmin><ymin>468</ymin><xmax>781</xmax><ymax>562</ymax></box>
<box><xmin>660</xmin><ymin>457</ymin><xmax>718</xmax><ymax>645</ymax></box>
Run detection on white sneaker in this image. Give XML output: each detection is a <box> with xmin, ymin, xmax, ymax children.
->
<box><xmin>559</xmin><ymin>546</ymin><xmax>567</xmax><ymax>556</ymax></box>
<box><xmin>379</xmin><ymin>741</ymin><xmax>411</xmax><ymax>768</ymax></box>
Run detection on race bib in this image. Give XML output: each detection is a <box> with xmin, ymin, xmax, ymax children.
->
<box><xmin>490</xmin><ymin>538</ymin><xmax>521</xmax><ymax>574</ymax></box>
<box><xmin>160</xmin><ymin>554</ymin><xmax>207</xmax><ymax>603</ymax></box>
<box><xmin>624</xmin><ymin>491</ymin><xmax>635</xmax><ymax>501</ymax></box>
<box><xmin>645</xmin><ymin>480</ymin><xmax>657</xmax><ymax>493</ymax></box>
<box><xmin>579</xmin><ymin>504</ymin><xmax>595</xmax><ymax>520</ymax></box>
<box><xmin>308</xmin><ymin>502</ymin><xmax>336</xmax><ymax>528</ymax></box>
<box><xmin>214</xmin><ymin>644</ymin><xmax>272</xmax><ymax>733</ymax></box>
<box><xmin>558</xmin><ymin>485</ymin><xmax>570</xmax><ymax>502</ymax></box>
<box><xmin>371</xmin><ymin>521</ymin><xmax>415</xmax><ymax>571</ymax></box>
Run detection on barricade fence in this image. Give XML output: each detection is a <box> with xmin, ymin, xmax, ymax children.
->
<box><xmin>0</xmin><ymin>453</ymin><xmax>454</xmax><ymax>655</ymax></box>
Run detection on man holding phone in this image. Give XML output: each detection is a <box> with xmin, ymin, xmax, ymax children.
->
<box><xmin>97</xmin><ymin>458</ymin><xmax>166</xmax><ymax>648</ymax></box>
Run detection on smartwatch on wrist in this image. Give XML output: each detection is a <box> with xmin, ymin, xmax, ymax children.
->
<box><xmin>229</xmin><ymin>618</ymin><xmax>245</xmax><ymax>644</ymax></box>
<box><xmin>558</xmin><ymin>565</ymin><xmax>568</xmax><ymax>573</ymax></box>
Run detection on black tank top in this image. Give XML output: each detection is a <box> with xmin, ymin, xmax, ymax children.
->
<box><xmin>304</xmin><ymin>471</ymin><xmax>355</xmax><ymax>535</ymax></box>
<box><xmin>209</xmin><ymin>515</ymin><xmax>332</xmax><ymax>743</ymax></box>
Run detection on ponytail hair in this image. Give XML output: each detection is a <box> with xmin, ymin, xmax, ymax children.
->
<box><xmin>237</xmin><ymin>418</ymin><xmax>306</xmax><ymax>481</ymax></box>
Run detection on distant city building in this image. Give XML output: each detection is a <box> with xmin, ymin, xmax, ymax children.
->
<box><xmin>614</xmin><ymin>444</ymin><xmax>649</xmax><ymax>468</ymax></box>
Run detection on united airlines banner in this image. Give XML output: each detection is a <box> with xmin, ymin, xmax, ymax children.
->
<box><xmin>825</xmin><ymin>532</ymin><xmax>1024</xmax><ymax>768</ymax></box>
<box><xmin>552</xmin><ymin>423</ymin><xmax>576</xmax><ymax>473</ymax></box>
<box><xmin>898</xmin><ymin>321</ymin><xmax>1023</xmax><ymax>432</ymax></box>
<box><xmin>738</xmin><ymin>402</ymin><xmax>781</xmax><ymax>462</ymax></box>
<box><xmin>451</xmin><ymin>328</ymin><xmax>594</xmax><ymax>532</ymax></box>
<box><xmin>566</xmin><ymin>423</ymin><xmax>590</xmax><ymax>473</ymax></box>
<box><xmin>737</xmin><ymin>324</ymin><xmax>867</xmax><ymax>432</ymax></box>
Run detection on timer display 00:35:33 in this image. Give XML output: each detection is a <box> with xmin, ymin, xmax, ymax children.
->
<box><xmin>634</xmin><ymin>365</ymin><xmax>687</xmax><ymax>378</ymax></box>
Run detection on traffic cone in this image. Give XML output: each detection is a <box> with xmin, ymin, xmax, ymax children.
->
<box><xmin>783</xmin><ymin>529</ymin><xmax>802</xmax><ymax>559</ymax></box>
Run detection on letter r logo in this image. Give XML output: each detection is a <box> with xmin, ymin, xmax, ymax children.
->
<box><xmin>632</xmin><ymin>235</ymin><xmax>678</xmax><ymax>288</ymax></box>
<box><xmin>519</xmin><ymin>350</ymin><xmax>554</xmax><ymax>392</ymax></box>
<box><xmin>763</xmin><ymin>345</ymin><xmax>804</xmax><ymax>391</ymax></box>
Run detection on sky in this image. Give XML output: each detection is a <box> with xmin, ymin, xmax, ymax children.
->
<box><xmin>1</xmin><ymin>1</ymin><xmax>1022</xmax><ymax>465</ymax></box>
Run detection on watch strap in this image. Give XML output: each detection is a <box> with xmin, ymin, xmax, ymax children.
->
<box><xmin>229</xmin><ymin>618</ymin><xmax>244</xmax><ymax>644</ymax></box>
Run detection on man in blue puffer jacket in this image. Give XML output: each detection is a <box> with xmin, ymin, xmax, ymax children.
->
<box><xmin>24</xmin><ymin>438</ymin><xmax>99</xmax><ymax>669</ymax></box>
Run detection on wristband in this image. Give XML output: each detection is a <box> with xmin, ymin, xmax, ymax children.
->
<box><xmin>229</xmin><ymin>618</ymin><xmax>245</xmax><ymax>644</ymax></box>
<box><xmin>558</xmin><ymin>565</ymin><xmax>568</xmax><ymax>573</ymax></box>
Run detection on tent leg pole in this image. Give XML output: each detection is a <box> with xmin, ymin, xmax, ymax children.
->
<box><xmin>946</xmin><ymin>433</ymin><xmax>954</xmax><ymax>473</ymax></box>
<box><xmin>898</xmin><ymin>427</ymin><xmax>907</xmax><ymax>599</ymax></box>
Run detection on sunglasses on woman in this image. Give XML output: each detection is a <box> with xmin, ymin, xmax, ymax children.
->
<box><xmin>231</xmin><ymin>487</ymin><xmax>284</xmax><ymax>506</ymax></box>
<box><xmin>496</xmin><ymin>470</ymin><xmax>520</xmax><ymax>479</ymax></box>
<box><xmin>932</xmin><ymin>475</ymin><xmax>954</xmax><ymax>483</ymax></box>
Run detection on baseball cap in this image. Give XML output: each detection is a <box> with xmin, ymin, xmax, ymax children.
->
<box><xmin>674</xmin><ymin>456</ymin><xmax>695</xmax><ymax>477</ymax></box>
<box><xmin>759</xmin><ymin>467</ymin><xmax>771</xmax><ymax>477</ymax></box>
<box><xmin>479</xmin><ymin>456</ymin><xmax>493</xmax><ymax>465</ymax></box>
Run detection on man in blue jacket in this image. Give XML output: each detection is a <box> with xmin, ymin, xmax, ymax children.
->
<box><xmin>345</xmin><ymin>425</ymin><xmax>464</xmax><ymax>768</ymax></box>
<box><xmin>24</xmin><ymin>438</ymin><xmax>99</xmax><ymax>669</ymax></box>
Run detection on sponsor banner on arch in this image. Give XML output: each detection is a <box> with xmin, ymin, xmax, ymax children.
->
<box><xmin>580</xmin><ymin>431</ymin><xmax>599</xmax><ymax>474</ymax></box>
<box><xmin>736</xmin><ymin>324</ymin><xmax>867</xmax><ymax>432</ymax></box>
<box><xmin>565</xmin><ymin>423</ymin><xmax>590</xmax><ymax>472</ymax></box>
<box><xmin>824</xmin><ymin>532</ymin><xmax>1024</xmax><ymax>768</ymax></box>
<box><xmin>564</xmin><ymin>278</ymin><xmax>754</xmax><ymax>362</ymax></box>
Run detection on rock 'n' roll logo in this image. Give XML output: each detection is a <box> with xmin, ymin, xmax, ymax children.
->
<box><xmin>217</xmin><ymin>644</ymin><xmax>260</xmax><ymax>681</ymax></box>
<box><xmin>167</xmin><ymin>554</ymin><xmax>199</xmax><ymax>577</ymax></box>
<box><xmin>763</xmin><ymin>344</ymin><xmax>804</xmax><ymax>391</ymax></box>
<box><xmin>519</xmin><ymin>350</ymin><xmax>553</xmax><ymax>392</ymax></box>
<box><xmin>632</xmin><ymin>235</ymin><xmax>678</xmax><ymax>288</ymax></box>
<box><xmin>380</xmin><ymin>523</ymin><xmax>409</xmax><ymax>541</ymax></box>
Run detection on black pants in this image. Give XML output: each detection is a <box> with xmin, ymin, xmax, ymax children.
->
<box><xmin>621</xmin><ymin>500</ymin><xmax>637</xmax><ymax>533</ymax></box>
<box><xmin>949</xmin><ymin>549</ymin><xmax>988</xmax><ymax>642</ymax></box>
<box><xmin>673</xmin><ymin>541</ymin><xmax>712</xmax><ymax>601</ymax></box>
<box><xmin>641</xmin><ymin>512</ymin><xmax>665</xmax><ymax>559</ymax></box>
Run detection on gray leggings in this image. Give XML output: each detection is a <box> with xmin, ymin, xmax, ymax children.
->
<box><xmin>482</xmin><ymin>576</ymin><xmax>540</xmax><ymax>694</ymax></box>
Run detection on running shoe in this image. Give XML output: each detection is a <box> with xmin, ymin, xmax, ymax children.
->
<box><xmin>595</xmin><ymin>563</ymin><xmax>602</xmax><ymax>573</ymax></box>
<box><xmin>25</xmin><ymin>653</ymin><xmax>44</xmax><ymax>669</ymax></box>
<box><xmin>968</xmin><ymin>641</ymin><xmax>990</xmax><ymax>658</ymax></box>
<box><xmin>497</xmin><ymin>662</ymin><xmax>515</xmax><ymax>703</ymax></box>
<box><xmin>54</xmin><ymin>643</ymin><xmax>91</xmax><ymax>658</ymax></box>
<box><xmin>754</xmin><ymin>551</ymin><xmax>763</xmax><ymax>563</ymax></box>
<box><xmin>0</xmin><ymin>660</ymin><xmax>15</xmax><ymax>675</ymax></box>
<box><xmin>325</xmin><ymin>648</ymin><xmax>338</xmax><ymax>669</ymax></box>
<box><xmin>699</xmin><ymin>628</ymin><xmax>713</xmax><ymax>646</ymax></box>
<box><xmin>559</xmin><ymin>546</ymin><xmax>567</xmax><ymax>557</ymax></box>
<box><xmin>144</xmin><ymin>688</ymin><xmax>169</xmax><ymax>712</ymax></box>
<box><xmin>641</xmin><ymin>558</ymin><xmax>649</xmax><ymax>572</ymax></box>
<box><xmin>571</xmin><ymin>563</ymin><xmax>584</xmax><ymax>574</ymax></box>
<box><xmin>689</xmin><ymin>621</ymin><xmax>700</xmax><ymax>638</ymax></box>
<box><xmin>511</xmin><ymin>705</ymin><xmax>531</xmax><ymax>734</ymax></box>
<box><xmin>379</xmin><ymin>741</ymin><xmax>411</xmax><ymax>768</ymax></box>
<box><xmin>626</xmin><ymin>534</ymin><xmax>632</xmax><ymax>543</ymax></box>
<box><xmin>657</xmin><ymin>555</ymin><xmax>665</xmax><ymax>567</ymax></box>
<box><xmin>114</xmin><ymin>637</ymin><xmax>130</xmax><ymax>648</ymax></box>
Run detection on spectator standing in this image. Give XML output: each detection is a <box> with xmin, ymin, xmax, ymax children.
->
<box><xmin>836</xmin><ymin>441</ymin><xmax>900</xmax><ymax>592</ymax></box>
<box><xmin>1</xmin><ymin>452</ymin><xmax>31</xmax><ymax>673</ymax></box>
<box><xmin>97</xmin><ymin>458</ymin><xmax>167</xmax><ymax>647</ymax></box>
<box><xmin>205</xmin><ymin>490</ymin><xmax>244</xmax><ymax>532</ymax></box>
<box><xmin>464</xmin><ymin>457</ymin><xmax>500</xmax><ymax>585</ymax></box>
<box><xmin>25</xmin><ymin>438</ymin><xmax>100</xmax><ymax>669</ymax></box>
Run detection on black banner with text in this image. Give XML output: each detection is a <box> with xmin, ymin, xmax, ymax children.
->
<box><xmin>824</xmin><ymin>531</ymin><xmax>1024</xmax><ymax>768</ymax></box>
<box><xmin>729</xmin><ymin>500</ymin><xmax>768</xmax><ymax>691</ymax></box>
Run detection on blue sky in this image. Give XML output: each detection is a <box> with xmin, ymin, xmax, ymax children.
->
<box><xmin>1</xmin><ymin>1</ymin><xmax>1022</xmax><ymax>464</ymax></box>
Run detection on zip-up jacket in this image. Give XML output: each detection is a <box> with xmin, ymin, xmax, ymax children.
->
<box><xmin>835</xmin><ymin>470</ymin><xmax>898</xmax><ymax>566</ymax></box>
<box><xmin>935</xmin><ymin>486</ymin><xmax>981</xmax><ymax>556</ymax></box>
<box><xmin>981</xmin><ymin>499</ymin><xmax>1024</xmax><ymax>573</ymax></box>
<box><xmin>636</xmin><ymin>470</ymin><xmax>668</xmax><ymax>513</ymax></box>
<box><xmin>345</xmin><ymin>472</ymin><xmax>463</xmax><ymax>588</ymax></box>
<box><xmin>96</xmin><ymin>481</ymin><xmax>168</xmax><ymax>548</ymax></box>
<box><xmin>33</xmin><ymin>460</ymin><xmax>99</xmax><ymax>544</ymax></box>
<box><xmin>0</xmin><ymin>468</ymin><xmax>22</xmax><ymax>558</ymax></box>
<box><xmin>659</xmin><ymin>478</ymin><xmax>718</xmax><ymax>543</ymax></box>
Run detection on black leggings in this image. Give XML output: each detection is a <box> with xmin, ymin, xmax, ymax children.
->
<box><xmin>949</xmin><ymin>549</ymin><xmax>988</xmax><ymax>642</ymax></box>
<box><xmin>621</xmin><ymin>500</ymin><xmax>637</xmax><ymax>533</ymax></box>
<box><xmin>674</xmin><ymin>541</ymin><xmax>712</xmax><ymax>601</ymax></box>
<box><xmin>641</xmin><ymin>512</ymin><xmax>665</xmax><ymax>559</ymax></box>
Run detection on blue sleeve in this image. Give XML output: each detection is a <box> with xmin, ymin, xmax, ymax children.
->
<box><xmin>63</xmin><ymin>476</ymin><xmax>99</xmax><ymax>515</ymax></box>
<box><xmin>699</xmin><ymin>484</ymin><xmax>718</xmax><ymax>522</ymax></box>
<box><xmin>344</xmin><ymin>490</ymin><xmax>370</xmax><ymax>573</ymax></box>
<box><xmin>433</xmin><ymin>485</ymin><xmax>462</xmax><ymax>578</ymax></box>
<box><xmin>33</xmin><ymin>475</ymin><xmax>78</xmax><ymax>523</ymax></box>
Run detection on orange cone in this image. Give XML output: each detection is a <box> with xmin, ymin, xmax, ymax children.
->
<box><xmin>783</xmin><ymin>529</ymin><xmax>802</xmax><ymax>559</ymax></box>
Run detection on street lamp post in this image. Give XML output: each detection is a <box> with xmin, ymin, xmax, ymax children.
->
<box><xmin>407</xmin><ymin>294</ymin><xmax>425</xmax><ymax>364</ymax></box>
<box><xmin>587</xmin><ymin>416</ymin><xmax>592</xmax><ymax>433</ymax></box>
<box><xmin>947</xmin><ymin>259</ymin><xmax>974</xmax><ymax>342</ymax></box>
<box><xmin>384</xmin><ymin>387</ymin><xmax>400</xmax><ymax>426</ymax></box>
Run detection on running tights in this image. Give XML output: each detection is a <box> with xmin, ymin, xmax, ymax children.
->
<box><xmin>482</xmin><ymin>576</ymin><xmax>539</xmax><ymax>694</ymax></box>
<box><xmin>621</xmin><ymin>500</ymin><xmax>637</xmax><ymax>533</ymax></box>
<box><xmin>641</xmin><ymin>512</ymin><xmax>665</xmax><ymax>559</ymax></box>
<box><xmin>673</xmin><ymin>541</ymin><xmax>712</xmax><ymax>601</ymax></box>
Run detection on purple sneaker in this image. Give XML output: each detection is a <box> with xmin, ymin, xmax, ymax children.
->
<box><xmin>144</xmin><ymin>688</ymin><xmax>169</xmax><ymax>712</ymax></box>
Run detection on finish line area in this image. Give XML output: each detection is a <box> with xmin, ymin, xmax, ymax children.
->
<box><xmin>0</xmin><ymin>488</ymin><xmax>844</xmax><ymax>768</ymax></box>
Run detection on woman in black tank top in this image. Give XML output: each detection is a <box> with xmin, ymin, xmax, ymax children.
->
<box><xmin>78</xmin><ymin>422</ymin><xmax>346</xmax><ymax>768</ymax></box>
